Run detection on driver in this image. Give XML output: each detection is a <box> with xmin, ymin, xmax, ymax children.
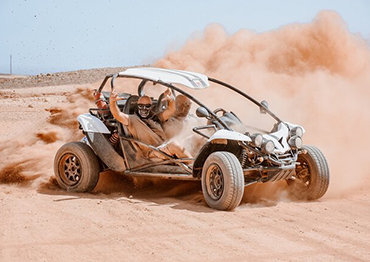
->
<box><xmin>109</xmin><ymin>89</ymin><xmax>190</xmax><ymax>159</ymax></box>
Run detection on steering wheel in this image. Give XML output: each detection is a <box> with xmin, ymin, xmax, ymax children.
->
<box><xmin>213</xmin><ymin>108</ymin><xmax>227</xmax><ymax>116</ymax></box>
<box><xmin>154</xmin><ymin>93</ymin><xmax>168</xmax><ymax>114</ymax></box>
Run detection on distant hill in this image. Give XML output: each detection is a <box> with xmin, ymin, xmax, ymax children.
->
<box><xmin>0</xmin><ymin>66</ymin><xmax>139</xmax><ymax>89</ymax></box>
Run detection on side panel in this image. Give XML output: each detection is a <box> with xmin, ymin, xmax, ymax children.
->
<box><xmin>85</xmin><ymin>132</ymin><xmax>126</xmax><ymax>172</ymax></box>
<box><xmin>77</xmin><ymin>113</ymin><xmax>110</xmax><ymax>134</ymax></box>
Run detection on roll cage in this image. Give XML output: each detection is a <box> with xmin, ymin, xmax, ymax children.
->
<box><xmin>97</xmin><ymin>67</ymin><xmax>282</xmax><ymax>129</ymax></box>
<box><xmin>87</xmin><ymin>67</ymin><xmax>293</xmax><ymax>180</ymax></box>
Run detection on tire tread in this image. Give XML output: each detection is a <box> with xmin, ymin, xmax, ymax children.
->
<box><xmin>201</xmin><ymin>151</ymin><xmax>244</xmax><ymax>211</ymax></box>
<box><xmin>290</xmin><ymin>145</ymin><xmax>329</xmax><ymax>200</ymax></box>
<box><xmin>54</xmin><ymin>142</ymin><xmax>100</xmax><ymax>192</ymax></box>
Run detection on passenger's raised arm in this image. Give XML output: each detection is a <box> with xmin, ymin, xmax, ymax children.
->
<box><xmin>109</xmin><ymin>91</ymin><xmax>129</xmax><ymax>126</ymax></box>
<box><xmin>158</xmin><ymin>88</ymin><xmax>176</xmax><ymax>122</ymax></box>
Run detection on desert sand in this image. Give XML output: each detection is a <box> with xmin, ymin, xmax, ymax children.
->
<box><xmin>1</xmin><ymin>11</ymin><xmax>370</xmax><ymax>261</ymax></box>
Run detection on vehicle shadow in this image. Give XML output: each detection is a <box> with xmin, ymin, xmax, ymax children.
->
<box><xmin>37</xmin><ymin>171</ymin><xmax>214</xmax><ymax>213</ymax></box>
<box><xmin>38</xmin><ymin>172</ymin><xmax>292</xmax><ymax>212</ymax></box>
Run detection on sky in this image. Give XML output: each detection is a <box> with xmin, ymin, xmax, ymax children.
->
<box><xmin>1</xmin><ymin>0</ymin><xmax>369</xmax><ymax>75</ymax></box>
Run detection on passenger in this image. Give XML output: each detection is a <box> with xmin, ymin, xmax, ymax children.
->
<box><xmin>162</xmin><ymin>94</ymin><xmax>191</xmax><ymax>139</ymax></box>
<box><xmin>109</xmin><ymin>89</ymin><xmax>190</xmax><ymax>160</ymax></box>
<box><xmin>155</xmin><ymin>88</ymin><xmax>176</xmax><ymax>123</ymax></box>
<box><xmin>93</xmin><ymin>89</ymin><xmax>109</xmax><ymax>117</ymax></box>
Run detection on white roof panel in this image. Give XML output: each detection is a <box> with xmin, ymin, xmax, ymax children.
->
<box><xmin>118</xmin><ymin>67</ymin><xmax>209</xmax><ymax>89</ymax></box>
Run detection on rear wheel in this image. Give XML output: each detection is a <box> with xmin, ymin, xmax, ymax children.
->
<box><xmin>201</xmin><ymin>151</ymin><xmax>244</xmax><ymax>211</ymax></box>
<box><xmin>54</xmin><ymin>142</ymin><xmax>100</xmax><ymax>192</ymax></box>
<box><xmin>287</xmin><ymin>145</ymin><xmax>329</xmax><ymax>200</ymax></box>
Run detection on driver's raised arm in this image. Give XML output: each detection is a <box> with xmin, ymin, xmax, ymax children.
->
<box><xmin>109</xmin><ymin>91</ymin><xmax>129</xmax><ymax>126</ymax></box>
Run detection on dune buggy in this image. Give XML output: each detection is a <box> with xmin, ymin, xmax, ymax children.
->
<box><xmin>54</xmin><ymin>67</ymin><xmax>329</xmax><ymax>210</ymax></box>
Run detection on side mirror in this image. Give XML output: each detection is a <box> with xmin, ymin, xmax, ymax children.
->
<box><xmin>196</xmin><ymin>107</ymin><xmax>210</xmax><ymax>118</ymax></box>
<box><xmin>260</xmin><ymin>100</ymin><xmax>269</xmax><ymax>114</ymax></box>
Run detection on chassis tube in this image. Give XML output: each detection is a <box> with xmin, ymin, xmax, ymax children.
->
<box><xmin>208</xmin><ymin>78</ymin><xmax>282</xmax><ymax>123</ymax></box>
<box><xmin>98</xmin><ymin>74</ymin><xmax>114</xmax><ymax>93</ymax></box>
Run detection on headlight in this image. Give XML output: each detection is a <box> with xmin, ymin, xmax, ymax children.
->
<box><xmin>251</xmin><ymin>133</ymin><xmax>263</xmax><ymax>147</ymax></box>
<box><xmin>288</xmin><ymin>135</ymin><xmax>302</xmax><ymax>149</ymax></box>
<box><xmin>291</xmin><ymin>127</ymin><xmax>303</xmax><ymax>137</ymax></box>
<box><xmin>262</xmin><ymin>140</ymin><xmax>275</xmax><ymax>154</ymax></box>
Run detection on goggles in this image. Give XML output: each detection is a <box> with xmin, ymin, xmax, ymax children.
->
<box><xmin>137</xmin><ymin>104</ymin><xmax>152</xmax><ymax>110</ymax></box>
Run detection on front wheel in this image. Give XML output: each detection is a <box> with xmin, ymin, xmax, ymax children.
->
<box><xmin>201</xmin><ymin>151</ymin><xmax>244</xmax><ymax>211</ymax></box>
<box><xmin>54</xmin><ymin>142</ymin><xmax>100</xmax><ymax>192</ymax></box>
<box><xmin>287</xmin><ymin>145</ymin><xmax>329</xmax><ymax>200</ymax></box>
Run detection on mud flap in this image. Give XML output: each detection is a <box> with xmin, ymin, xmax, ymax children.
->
<box><xmin>86</xmin><ymin>132</ymin><xmax>126</xmax><ymax>172</ymax></box>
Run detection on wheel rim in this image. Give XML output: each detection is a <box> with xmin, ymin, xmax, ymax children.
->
<box><xmin>293</xmin><ymin>155</ymin><xmax>312</xmax><ymax>188</ymax></box>
<box><xmin>205</xmin><ymin>164</ymin><xmax>224</xmax><ymax>200</ymax></box>
<box><xmin>58</xmin><ymin>153</ymin><xmax>82</xmax><ymax>186</ymax></box>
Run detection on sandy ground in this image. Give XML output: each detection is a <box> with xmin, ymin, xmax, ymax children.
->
<box><xmin>1</xmin><ymin>183</ymin><xmax>369</xmax><ymax>262</ymax></box>
<box><xmin>0</xmin><ymin>74</ymin><xmax>369</xmax><ymax>262</ymax></box>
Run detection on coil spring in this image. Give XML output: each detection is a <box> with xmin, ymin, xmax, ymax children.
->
<box><xmin>239</xmin><ymin>149</ymin><xmax>248</xmax><ymax>168</ymax></box>
<box><xmin>109</xmin><ymin>132</ymin><xmax>119</xmax><ymax>145</ymax></box>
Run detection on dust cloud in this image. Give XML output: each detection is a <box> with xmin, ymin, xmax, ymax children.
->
<box><xmin>155</xmin><ymin>11</ymin><xmax>370</xmax><ymax>197</ymax></box>
<box><xmin>1</xmin><ymin>11</ymin><xmax>369</xmax><ymax>199</ymax></box>
<box><xmin>0</xmin><ymin>87</ymin><xmax>93</xmax><ymax>186</ymax></box>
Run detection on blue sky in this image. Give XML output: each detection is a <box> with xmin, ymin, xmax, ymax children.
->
<box><xmin>1</xmin><ymin>0</ymin><xmax>369</xmax><ymax>75</ymax></box>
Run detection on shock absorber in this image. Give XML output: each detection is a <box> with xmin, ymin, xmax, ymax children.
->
<box><xmin>239</xmin><ymin>149</ymin><xmax>248</xmax><ymax>168</ymax></box>
<box><xmin>109</xmin><ymin>131</ymin><xmax>119</xmax><ymax>146</ymax></box>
